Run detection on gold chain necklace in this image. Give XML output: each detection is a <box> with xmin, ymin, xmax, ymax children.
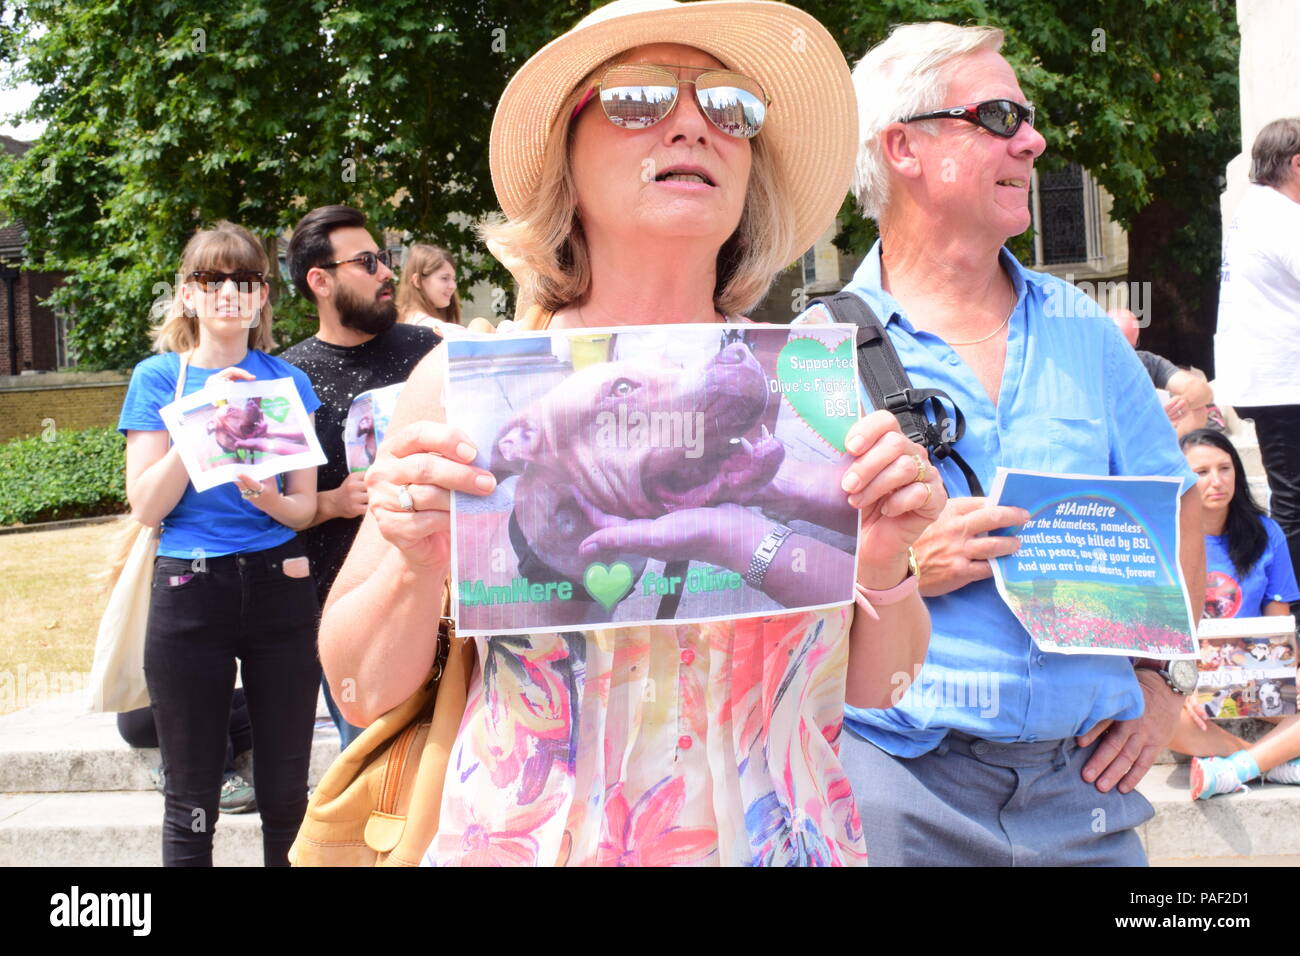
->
<box><xmin>947</xmin><ymin>309</ymin><xmax>1012</xmax><ymax>347</ymax></box>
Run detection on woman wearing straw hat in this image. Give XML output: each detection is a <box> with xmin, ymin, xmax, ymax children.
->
<box><xmin>320</xmin><ymin>0</ymin><xmax>945</xmax><ymax>866</ymax></box>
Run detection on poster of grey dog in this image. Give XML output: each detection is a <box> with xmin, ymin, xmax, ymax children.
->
<box><xmin>445</xmin><ymin>323</ymin><xmax>861</xmax><ymax>636</ymax></box>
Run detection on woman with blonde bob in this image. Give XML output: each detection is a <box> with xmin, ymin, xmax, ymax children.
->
<box><xmin>321</xmin><ymin>0</ymin><xmax>945</xmax><ymax>867</ymax></box>
<box><xmin>397</xmin><ymin>243</ymin><xmax>463</xmax><ymax>337</ymax></box>
<box><xmin>117</xmin><ymin>221</ymin><xmax>323</xmax><ymax>866</ymax></box>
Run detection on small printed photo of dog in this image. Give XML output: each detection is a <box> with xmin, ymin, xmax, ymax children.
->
<box><xmin>445</xmin><ymin>324</ymin><xmax>861</xmax><ymax>635</ymax></box>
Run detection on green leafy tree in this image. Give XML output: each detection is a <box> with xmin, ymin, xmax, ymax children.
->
<box><xmin>0</xmin><ymin>0</ymin><xmax>595</xmax><ymax>369</ymax></box>
<box><xmin>1</xmin><ymin>1</ymin><xmax>1237</xmax><ymax>371</ymax></box>
<box><xmin>798</xmin><ymin>0</ymin><xmax>1238</xmax><ymax>370</ymax></box>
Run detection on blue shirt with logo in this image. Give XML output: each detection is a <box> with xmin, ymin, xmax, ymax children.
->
<box><xmin>1204</xmin><ymin>517</ymin><xmax>1299</xmax><ymax>618</ymax></box>
<box><xmin>801</xmin><ymin>242</ymin><xmax>1198</xmax><ymax>756</ymax></box>
<box><xmin>117</xmin><ymin>349</ymin><xmax>320</xmax><ymax>559</ymax></box>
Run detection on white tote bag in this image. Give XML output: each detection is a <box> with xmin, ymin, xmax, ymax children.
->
<box><xmin>88</xmin><ymin>521</ymin><xmax>160</xmax><ymax>712</ymax></box>
<box><xmin>87</xmin><ymin>352</ymin><xmax>190</xmax><ymax>713</ymax></box>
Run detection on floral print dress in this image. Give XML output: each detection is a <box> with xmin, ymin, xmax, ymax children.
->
<box><xmin>422</xmin><ymin>607</ymin><xmax>867</xmax><ymax>866</ymax></box>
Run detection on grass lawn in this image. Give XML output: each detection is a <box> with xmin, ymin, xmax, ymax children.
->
<box><xmin>0</xmin><ymin>520</ymin><xmax>122</xmax><ymax>714</ymax></box>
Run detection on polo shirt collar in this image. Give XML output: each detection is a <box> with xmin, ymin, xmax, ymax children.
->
<box><xmin>847</xmin><ymin>240</ymin><xmax>1031</xmax><ymax>332</ymax></box>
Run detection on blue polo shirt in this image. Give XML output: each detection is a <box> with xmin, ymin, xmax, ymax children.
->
<box><xmin>802</xmin><ymin>242</ymin><xmax>1198</xmax><ymax>756</ymax></box>
<box><xmin>118</xmin><ymin>350</ymin><xmax>320</xmax><ymax>559</ymax></box>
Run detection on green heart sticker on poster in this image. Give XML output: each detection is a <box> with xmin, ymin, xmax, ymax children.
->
<box><xmin>776</xmin><ymin>337</ymin><xmax>855</xmax><ymax>452</ymax></box>
<box><xmin>259</xmin><ymin>396</ymin><xmax>291</xmax><ymax>423</ymax></box>
<box><xmin>583</xmin><ymin>561</ymin><xmax>634</xmax><ymax>611</ymax></box>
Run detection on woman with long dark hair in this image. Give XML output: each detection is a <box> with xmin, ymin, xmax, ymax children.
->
<box><xmin>1167</xmin><ymin>429</ymin><xmax>1300</xmax><ymax>798</ymax></box>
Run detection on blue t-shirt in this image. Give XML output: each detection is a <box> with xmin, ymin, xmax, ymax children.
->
<box><xmin>1204</xmin><ymin>516</ymin><xmax>1300</xmax><ymax>618</ymax></box>
<box><xmin>800</xmin><ymin>242</ymin><xmax>1199</xmax><ymax>756</ymax></box>
<box><xmin>118</xmin><ymin>350</ymin><xmax>321</xmax><ymax>558</ymax></box>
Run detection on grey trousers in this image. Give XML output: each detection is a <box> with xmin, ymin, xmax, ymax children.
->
<box><xmin>842</xmin><ymin>728</ymin><xmax>1153</xmax><ymax>866</ymax></box>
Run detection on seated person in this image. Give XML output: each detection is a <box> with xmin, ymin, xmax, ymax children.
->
<box><xmin>1109</xmin><ymin>308</ymin><xmax>1214</xmax><ymax>436</ymax></box>
<box><xmin>1165</xmin><ymin>429</ymin><xmax>1300</xmax><ymax>798</ymax></box>
<box><xmin>117</xmin><ymin>688</ymin><xmax>257</xmax><ymax>813</ymax></box>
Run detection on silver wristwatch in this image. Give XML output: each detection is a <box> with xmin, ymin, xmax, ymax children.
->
<box><xmin>1135</xmin><ymin>658</ymin><xmax>1199</xmax><ymax>696</ymax></box>
<box><xmin>744</xmin><ymin>524</ymin><xmax>794</xmax><ymax>590</ymax></box>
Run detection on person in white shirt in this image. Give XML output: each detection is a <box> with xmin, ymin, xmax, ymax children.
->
<box><xmin>1214</xmin><ymin>116</ymin><xmax>1300</xmax><ymax>587</ymax></box>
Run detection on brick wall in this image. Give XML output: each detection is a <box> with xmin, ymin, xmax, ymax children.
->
<box><xmin>0</xmin><ymin>268</ymin><xmax>68</xmax><ymax>374</ymax></box>
<box><xmin>0</xmin><ymin>376</ymin><xmax>129</xmax><ymax>442</ymax></box>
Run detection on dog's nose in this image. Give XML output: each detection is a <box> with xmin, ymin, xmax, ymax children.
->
<box><xmin>715</xmin><ymin>342</ymin><xmax>750</xmax><ymax>365</ymax></box>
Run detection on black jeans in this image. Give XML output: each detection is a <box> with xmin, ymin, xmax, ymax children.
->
<box><xmin>1236</xmin><ymin>405</ymin><xmax>1300</xmax><ymax>593</ymax></box>
<box><xmin>143</xmin><ymin>538</ymin><xmax>321</xmax><ymax>867</ymax></box>
<box><xmin>117</xmin><ymin>689</ymin><xmax>252</xmax><ymax>773</ymax></box>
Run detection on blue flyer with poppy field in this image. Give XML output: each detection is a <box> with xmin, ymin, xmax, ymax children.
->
<box><xmin>988</xmin><ymin>468</ymin><xmax>1198</xmax><ymax>659</ymax></box>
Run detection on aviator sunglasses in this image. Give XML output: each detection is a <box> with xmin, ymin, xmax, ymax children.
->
<box><xmin>572</xmin><ymin>63</ymin><xmax>769</xmax><ymax>139</ymax></box>
<box><xmin>189</xmin><ymin>270</ymin><xmax>265</xmax><ymax>292</ymax></box>
<box><xmin>319</xmin><ymin>249</ymin><xmax>394</xmax><ymax>275</ymax></box>
<box><xmin>902</xmin><ymin>99</ymin><xmax>1036</xmax><ymax>138</ymax></box>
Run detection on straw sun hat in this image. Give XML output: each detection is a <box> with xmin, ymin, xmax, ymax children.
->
<box><xmin>489</xmin><ymin>0</ymin><xmax>857</xmax><ymax>268</ymax></box>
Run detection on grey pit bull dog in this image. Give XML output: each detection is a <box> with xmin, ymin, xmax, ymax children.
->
<box><xmin>490</xmin><ymin>342</ymin><xmax>785</xmax><ymax>579</ymax></box>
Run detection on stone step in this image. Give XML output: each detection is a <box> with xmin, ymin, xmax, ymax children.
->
<box><xmin>5</xmin><ymin>765</ymin><xmax>1298</xmax><ymax>867</ymax></box>
<box><xmin>0</xmin><ymin>790</ymin><xmax>264</xmax><ymax>866</ymax></box>
<box><xmin>0</xmin><ymin>687</ymin><xmax>342</xmax><ymax>793</ymax></box>
<box><xmin>1137</xmin><ymin>761</ymin><xmax>1300</xmax><ymax>860</ymax></box>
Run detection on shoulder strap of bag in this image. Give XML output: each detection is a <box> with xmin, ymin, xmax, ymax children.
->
<box><xmin>812</xmin><ymin>292</ymin><xmax>984</xmax><ymax>497</ymax></box>
<box><xmin>174</xmin><ymin>351</ymin><xmax>191</xmax><ymax>404</ymax></box>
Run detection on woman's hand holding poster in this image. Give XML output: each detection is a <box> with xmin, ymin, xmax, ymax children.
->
<box><xmin>159</xmin><ymin>377</ymin><xmax>326</xmax><ymax>492</ymax></box>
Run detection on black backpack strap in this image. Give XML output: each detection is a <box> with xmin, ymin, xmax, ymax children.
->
<box><xmin>811</xmin><ymin>292</ymin><xmax>985</xmax><ymax>497</ymax></box>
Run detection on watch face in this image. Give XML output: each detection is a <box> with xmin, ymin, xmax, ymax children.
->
<box><xmin>1170</xmin><ymin>659</ymin><xmax>1199</xmax><ymax>693</ymax></box>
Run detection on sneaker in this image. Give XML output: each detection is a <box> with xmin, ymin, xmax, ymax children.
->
<box><xmin>1190</xmin><ymin>755</ymin><xmax>1252</xmax><ymax>800</ymax></box>
<box><xmin>1264</xmin><ymin>757</ymin><xmax>1300</xmax><ymax>785</ymax></box>
<box><xmin>219</xmin><ymin>772</ymin><xmax>257</xmax><ymax>814</ymax></box>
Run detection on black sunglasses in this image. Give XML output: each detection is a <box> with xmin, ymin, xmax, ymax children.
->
<box><xmin>189</xmin><ymin>270</ymin><xmax>265</xmax><ymax>292</ymax></box>
<box><xmin>319</xmin><ymin>249</ymin><xmax>394</xmax><ymax>275</ymax></box>
<box><xmin>902</xmin><ymin>99</ymin><xmax>1036</xmax><ymax>138</ymax></box>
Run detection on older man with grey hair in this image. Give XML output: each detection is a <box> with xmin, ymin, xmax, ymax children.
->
<box><xmin>1215</xmin><ymin>117</ymin><xmax>1300</xmax><ymax>586</ymax></box>
<box><xmin>798</xmin><ymin>22</ymin><xmax>1205</xmax><ymax>865</ymax></box>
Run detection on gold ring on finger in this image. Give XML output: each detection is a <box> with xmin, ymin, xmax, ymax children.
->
<box><xmin>912</xmin><ymin>453</ymin><xmax>928</xmax><ymax>484</ymax></box>
<box><xmin>921</xmin><ymin>481</ymin><xmax>933</xmax><ymax>509</ymax></box>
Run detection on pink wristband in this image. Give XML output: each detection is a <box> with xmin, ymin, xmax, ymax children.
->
<box><xmin>853</xmin><ymin>572</ymin><xmax>920</xmax><ymax>620</ymax></box>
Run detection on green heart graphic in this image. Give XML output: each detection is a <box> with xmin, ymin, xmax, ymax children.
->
<box><xmin>259</xmin><ymin>396</ymin><xmax>290</xmax><ymax>423</ymax></box>
<box><xmin>582</xmin><ymin>561</ymin><xmax>634</xmax><ymax>611</ymax></box>
<box><xmin>776</xmin><ymin>336</ymin><xmax>856</xmax><ymax>452</ymax></box>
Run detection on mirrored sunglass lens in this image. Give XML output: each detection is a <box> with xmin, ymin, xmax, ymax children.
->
<box><xmin>695</xmin><ymin>86</ymin><xmax>765</xmax><ymax>138</ymax></box>
<box><xmin>977</xmin><ymin>100</ymin><xmax>1020</xmax><ymax>135</ymax></box>
<box><xmin>600</xmin><ymin>84</ymin><xmax>676</xmax><ymax>129</ymax></box>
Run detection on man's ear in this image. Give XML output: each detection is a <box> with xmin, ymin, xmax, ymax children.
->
<box><xmin>881</xmin><ymin>123</ymin><xmax>924</xmax><ymax>181</ymax></box>
<box><xmin>306</xmin><ymin>266</ymin><xmax>333</xmax><ymax>303</ymax></box>
<box><xmin>491</xmin><ymin>415</ymin><xmax>542</xmax><ymax>478</ymax></box>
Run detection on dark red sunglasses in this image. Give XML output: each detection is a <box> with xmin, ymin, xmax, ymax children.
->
<box><xmin>903</xmin><ymin>99</ymin><xmax>1036</xmax><ymax>138</ymax></box>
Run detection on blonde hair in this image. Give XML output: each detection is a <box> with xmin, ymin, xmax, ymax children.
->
<box><xmin>480</xmin><ymin>55</ymin><xmax>796</xmax><ymax>317</ymax></box>
<box><xmin>397</xmin><ymin>243</ymin><xmax>463</xmax><ymax>325</ymax></box>
<box><xmin>851</xmin><ymin>23</ymin><xmax>1005</xmax><ymax>220</ymax></box>
<box><xmin>151</xmin><ymin>221</ymin><xmax>276</xmax><ymax>354</ymax></box>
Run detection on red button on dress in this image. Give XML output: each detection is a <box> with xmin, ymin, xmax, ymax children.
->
<box><xmin>678</xmin><ymin>735</ymin><xmax>693</xmax><ymax>750</ymax></box>
<box><xmin>680</xmin><ymin>648</ymin><xmax>696</xmax><ymax>665</ymax></box>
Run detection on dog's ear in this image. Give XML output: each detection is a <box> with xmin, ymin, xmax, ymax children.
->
<box><xmin>491</xmin><ymin>414</ymin><xmax>542</xmax><ymax>478</ymax></box>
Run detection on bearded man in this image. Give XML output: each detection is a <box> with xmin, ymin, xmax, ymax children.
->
<box><xmin>281</xmin><ymin>205</ymin><xmax>439</xmax><ymax>747</ymax></box>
